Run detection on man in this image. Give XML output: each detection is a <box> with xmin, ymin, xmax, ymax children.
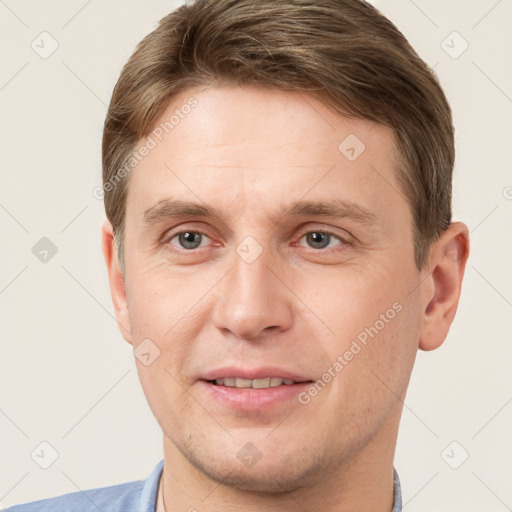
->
<box><xmin>7</xmin><ymin>0</ymin><xmax>469</xmax><ymax>510</ymax></box>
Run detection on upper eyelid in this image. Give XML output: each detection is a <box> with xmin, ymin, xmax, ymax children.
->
<box><xmin>164</xmin><ymin>227</ymin><xmax>210</xmax><ymax>240</ymax></box>
<box><xmin>164</xmin><ymin>223</ymin><xmax>349</xmax><ymax>237</ymax></box>
<box><xmin>295</xmin><ymin>230</ymin><xmax>349</xmax><ymax>248</ymax></box>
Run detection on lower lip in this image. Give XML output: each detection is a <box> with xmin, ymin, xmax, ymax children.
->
<box><xmin>198</xmin><ymin>380</ymin><xmax>312</xmax><ymax>410</ymax></box>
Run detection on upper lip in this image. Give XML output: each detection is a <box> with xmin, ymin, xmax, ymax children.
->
<box><xmin>201</xmin><ymin>366</ymin><xmax>313</xmax><ymax>383</ymax></box>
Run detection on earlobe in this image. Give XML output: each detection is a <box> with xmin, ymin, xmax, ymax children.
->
<box><xmin>101</xmin><ymin>220</ymin><xmax>133</xmax><ymax>345</ymax></box>
<box><xmin>418</xmin><ymin>222</ymin><xmax>470</xmax><ymax>351</ymax></box>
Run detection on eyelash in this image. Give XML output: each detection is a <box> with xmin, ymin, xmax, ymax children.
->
<box><xmin>162</xmin><ymin>228</ymin><xmax>349</xmax><ymax>253</ymax></box>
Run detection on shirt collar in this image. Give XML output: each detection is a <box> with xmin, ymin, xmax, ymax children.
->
<box><xmin>141</xmin><ymin>460</ymin><xmax>402</xmax><ymax>512</ymax></box>
<box><xmin>139</xmin><ymin>459</ymin><xmax>164</xmax><ymax>512</ymax></box>
<box><xmin>392</xmin><ymin>467</ymin><xmax>402</xmax><ymax>511</ymax></box>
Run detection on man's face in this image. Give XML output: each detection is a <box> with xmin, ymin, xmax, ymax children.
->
<box><xmin>120</xmin><ymin>85</ymin><xmax>425</xmax><ymax>491</ymax></box>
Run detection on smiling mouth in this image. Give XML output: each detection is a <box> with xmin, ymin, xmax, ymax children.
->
<box><xmin>205</xmin><ymin>377</ymin><xmax>313</xmax><ymax>389</ymax></box>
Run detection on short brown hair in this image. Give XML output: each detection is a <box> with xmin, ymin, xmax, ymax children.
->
<box><xmin>102</xmin><ymin>0</ymin><xmax>454</xmax><ymax>272</ymax></box>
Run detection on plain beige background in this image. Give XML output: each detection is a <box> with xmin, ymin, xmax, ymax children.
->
<box><xmin>0</xmin><ymin>1</ymin><xmax>511</xmax><ymax>510</ymax></box>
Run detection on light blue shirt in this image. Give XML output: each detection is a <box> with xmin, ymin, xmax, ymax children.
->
<box><xmin>6</xmin><ymin>460</ymin><xmax>402</xmax><ymax>511</ymax></box>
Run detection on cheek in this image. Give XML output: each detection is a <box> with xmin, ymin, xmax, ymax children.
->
<box><xmin>316</xmin><ymin>301</ymin><xmax>420</xmax><ymax>440</ymax></box>
<box><xmin>124</xmin><ymin>262</ymin><xmax>214</xmax><ymax>395</ymax></box>
<box><xmin>302</xmin><ymin>261</ymin><xmax>420</xmax><ymax>392</ymax></box>
<box><xmin>346</xmin><ymin>297</ymin><xmax>421</xmax><ymax>404</ymax></box>
<box><xmin>124</xmin><ymin>258</ymin><xmax>204</xmax><ymax>337</ymax></box>
<box><xmin>135</xmin><ymin>359</ymin><xmax>192</xmax><ymax>437</ymax></box>
<box><xmin>297</xmin><ymin>261</ymin><xmax>405</xmax><ymax>340</ymax></box>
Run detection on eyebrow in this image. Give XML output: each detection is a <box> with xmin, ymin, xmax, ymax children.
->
<box><xmin>143</xmin><ymin>198</ymin><xmax>377</xmax><ymax>226</ymax></box>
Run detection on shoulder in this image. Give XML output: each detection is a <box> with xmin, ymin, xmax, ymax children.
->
<box><xmin>5</xmin><ymin>480</ymin><xmax>144</xmax><ymax>512</ymax></box>
<box><xmin>5</xmin><ymin>460</ymin><xmax>164</xmax><ymax>512</ymax></box>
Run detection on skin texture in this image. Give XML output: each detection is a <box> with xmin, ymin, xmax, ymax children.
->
<box><xmin>102</xmin><ymin>85</ymin><xmax>469</xmax><ymax>512</ymax></box>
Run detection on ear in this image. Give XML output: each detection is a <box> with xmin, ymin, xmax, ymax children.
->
<box><xmin>418</xmin><ymin>222</ymin><xmax>470</xmax><ymax>351</ymax></box>
<box><xmin>101</xmin><ymin>220</ymin><xmax>133</xmax><ymax>345</ymax></box>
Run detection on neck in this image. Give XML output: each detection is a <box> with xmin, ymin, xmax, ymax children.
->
<box><xmin>158</xmin><ymin>411</ymin><xmax>400</xmax><ymax>512</ymax></box>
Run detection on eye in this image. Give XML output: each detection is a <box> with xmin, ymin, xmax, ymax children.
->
<box><xmin>163</xmin><ymin>228</ymin><xmax>349</xmax><ymax>254</ymax></box>
<box><xmin>168</xmin><ymin>230</ymin><xmax>211</xmax><ymax>250</ymax></box>
<box><xmin>298</xmin><ymin>230</ymin><xmax>346</xmax><ymax>250</ymax></box>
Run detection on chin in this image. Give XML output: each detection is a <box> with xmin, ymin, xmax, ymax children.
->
<box><xmin>181</xmin><ymin>440</ymin><xmax>329</xmax><ymax>494</ymax></box>
<box><xmin>199</xmin><ymin>462</ymin><xmax>313</xmax><ymax>494</ymax></box>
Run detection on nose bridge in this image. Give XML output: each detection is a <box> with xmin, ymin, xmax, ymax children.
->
<box><xmin>212</xmin><ymin>237</ymin><xmax>292</xmax><ymax>339</ymax></box>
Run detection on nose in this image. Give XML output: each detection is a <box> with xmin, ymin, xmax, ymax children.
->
<box><xmin>212</xmin><ymin>244</ymin><xmax>293</xmax><ymax>340</ymax></box>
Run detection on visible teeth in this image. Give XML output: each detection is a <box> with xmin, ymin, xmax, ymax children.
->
<box><xmin>252</xmin><ymin>378</ymin><xmax>270</xmax><ymax>389</ymax></box>
<box><xmin>235</xmin><ymin>377</ymin><xmax>252</xmax><ymax>388</ymax></box>
<box><xmin>212</xmin><ymin>377</ymin><xmax>297</xmax><ymax>388</ymax></box>
<box><xmin>270</xmin><ymin>377</ymin><xmax>283</xmax><ymax>387</ymax></box>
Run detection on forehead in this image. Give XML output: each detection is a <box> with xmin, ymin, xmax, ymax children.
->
<box><xmin>126</xmin><ymin>84</ymin><xmax>408</xmax><ymax>227</ymax></box>
<box><xmin>142</xmin><ymin>85</ymin><xmax>395</xmax><ymax>161</ymax></box>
